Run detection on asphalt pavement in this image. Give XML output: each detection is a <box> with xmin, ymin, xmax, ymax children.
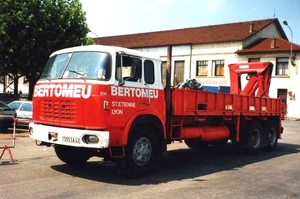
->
<box><xmin>0</xmin><ymin>120</ymin><xmax>299</xmax><ymax>199</ymax></box>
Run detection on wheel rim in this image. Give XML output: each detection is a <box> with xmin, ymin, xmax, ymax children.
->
<box><xmin>251</xmin><ymin>129</ymin><xmax>261</xmax><ymax>148</ymax></box>
<box><xmin>132</xmin><ymin>137</ymin><xmax>152</xmax><ymax>166</ymax></box>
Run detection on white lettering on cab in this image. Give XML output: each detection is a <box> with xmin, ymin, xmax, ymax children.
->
<box><xmin>111</xmin><ymin>86</ymin><xmax>158</xmax><ymax>98</ymax></box>
<box><xmin>34</xmin><ymin>84</ymin><xmax>92</xmax><ymax>99</ymax></box>
<box><xmin>112</xmin><ymin>109</ymin><xmax>123</xmax><ymax>114</ymax></box>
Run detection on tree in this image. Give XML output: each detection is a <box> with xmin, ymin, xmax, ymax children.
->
<box><xmin>0</xmin><ymin>0</ymin><xmax>93</xmax><ymax>99</ymax></box>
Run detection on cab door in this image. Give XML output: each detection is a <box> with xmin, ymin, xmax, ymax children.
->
<box><xmin>108</xmin><ymin>54</ymin><xmax>147</xmax><ymax>127</ymax></box>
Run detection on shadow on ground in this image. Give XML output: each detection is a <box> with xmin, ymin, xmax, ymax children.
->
<box><xmin>51</xmin><ymin>141</ymin><xmax>299</xmax><ymax>185</ymax></box>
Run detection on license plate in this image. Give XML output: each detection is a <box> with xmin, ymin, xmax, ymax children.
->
<box><xmin>62</xmin><ymin>136</ymin><xmax>80</xmax><ymax>143</ymax></box>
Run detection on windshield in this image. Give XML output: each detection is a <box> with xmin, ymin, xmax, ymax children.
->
<box><xmin>40</xmin><ymin>51</ymin><xmax>111</xmax><ymax>80</ymax></box>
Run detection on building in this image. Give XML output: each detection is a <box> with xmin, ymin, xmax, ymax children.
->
<box><xmin>94</xmin><ymin>18</ymin><xmax>300</xmax><ymax>119</ymax></box>
<box><xmin>1</xmin><ymin>76</ymin><xmax>28</xmax><ymax>97</ymax></box>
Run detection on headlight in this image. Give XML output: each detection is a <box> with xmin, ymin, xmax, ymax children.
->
<box><xmin>82</xmin><ymin>135</ymin><xmax>99</xmax><ymax>144</ymax></box>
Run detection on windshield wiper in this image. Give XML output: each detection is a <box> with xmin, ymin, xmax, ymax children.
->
<box><xmin>68</xmin><ymin>70</ymin><xmax>86</xmax><ymax>82</ymax></box>
<box><xmin>69</xmin><ymin>70</ymin><xmax>83</xmax><ymax>77</ymax></box>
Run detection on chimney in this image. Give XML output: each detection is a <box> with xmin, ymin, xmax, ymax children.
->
<box><xmin>249</xmin><ymin>22</ymin><xmax>254</xmax><ymax>33</ymax></box>
<box><xmin>270</xmin><ymin>37</ymin><xmax>276</xmax><ymax>49</ymax></box>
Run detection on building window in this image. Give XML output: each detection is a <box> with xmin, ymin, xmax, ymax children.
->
<box><xmin>248</xmin><ymin>58</ymin><xmax>260</xmax><ymax>62</ymax></box>
<box><xmin>174</xmin><ymin>61</ymin><xmax>184</xmax><ymax>86</ymax></box>
<box><xmin>196</xmin><ymin>60</ymin><xmax>208</xmax><ymax>76</ymax></box>
<box><xmin>213</xmin><ymin>60</ymin><xmax>224</xmax><ymax>76</ymax></box>
<box><xmin>276</xmin><ymin>57</ymin><xmax>289</xmax><ymax>75</ymax></box>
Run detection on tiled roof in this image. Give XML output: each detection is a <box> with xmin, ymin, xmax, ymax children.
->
<box><xmin>94</xmin><ymin>19</ymin><xmax>281</xmax><ymax>48</ymax></box>
<box><xmin>237</xmin><ymin>37</ymin><xmax>300</xmax><ymax>54</ymax></box>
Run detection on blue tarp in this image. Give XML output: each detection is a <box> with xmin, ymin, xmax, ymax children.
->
<box><xmin>202</xmin><ymin>86</ymin><xmax>230</xmax><ymax>93</ymax></box>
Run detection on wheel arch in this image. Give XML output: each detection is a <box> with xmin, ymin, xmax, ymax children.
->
<box><xmin>131</xmin><ymin>114</ymin><xmax>164</xmax><ymax>138</ymax></box>
<box><xmin>121</xmin><ymin>114</ymin><xmax>165</xmax><ymax>144</ymax></box>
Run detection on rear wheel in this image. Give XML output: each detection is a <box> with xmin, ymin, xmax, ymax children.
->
<box><xmin>54</xmin><ymin>145</ymin><xmax>90</xmax><ymax>165</ymax></box>
<box><xmin>118</xmin><ymin>125</ymin><xmax>158</xmax><ymax>178</ymax></box>
<box><xmin>266</xmin><ymin>123</ymin><xmax>278</xmax><ymax>151</ymax></box>
<box><xmin>245</xmin><ymin>121</ymin><xmax>263</xmax><ymax>155</ymax></box>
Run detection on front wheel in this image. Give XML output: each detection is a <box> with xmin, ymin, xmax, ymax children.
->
<box><xmin>118</xmin><ymin>125</ymin><xmax>158</xmax><ymax>178</ymax></box>
<box><xmin>54</xmin><ymin>145</ymin><xmax>90</xmax><ymax>165</ymax></box>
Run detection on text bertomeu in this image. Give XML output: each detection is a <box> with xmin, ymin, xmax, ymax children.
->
<box><xmin>34</xmin><ymin>84</ymin><xmax>92</xmax><ymax>99</ymax></box>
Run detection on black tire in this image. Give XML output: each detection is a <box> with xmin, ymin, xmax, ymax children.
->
<box><xmin>266</xmin><ymin>123</ymin><xmax>278</xmax><ymax>151</ymax></box>
<box><xmin>245</xmin><ymin>121</ymin><xmax>263</xmax><ymax>155</ymax></box>
<box><xmin>54</xmin><ymin>145</ymin><xmax>90</xmax><ymax>165</ymax></box>
<box><xmin>184</xmin><ymin>139</ymin><xmax>208</xmax><ymax>150</ymax></box>
<box><xmin>118</xmin><ymin>125</ymin><xmax>158</xmax><ymax>178</ymax></box>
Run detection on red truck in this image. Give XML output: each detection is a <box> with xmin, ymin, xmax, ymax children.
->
<box><xmin>29</xmin><ymin>45</ymin><xmax>283</xmax><ymax>178</ymax></box>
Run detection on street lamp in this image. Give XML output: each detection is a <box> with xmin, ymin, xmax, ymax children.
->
<box><xmin>89</xmin><ymin>31</ymin><xmax>99</xmax><ymax>38</ymax></box>
<box><xmin>283</xmin><ymin>20</ymin><xmax>296</xmax><ymax>66</ymax></box>
<box><xmin>88</xmin><ymin>31</ymin><xmax>99</xmax><ymax>45</ymax></box>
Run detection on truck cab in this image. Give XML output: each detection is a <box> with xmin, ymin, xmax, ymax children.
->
<box><xmin>29</xmin><ymin>45</ymin><xmax>166</xmax><ymax>177</ymax></box>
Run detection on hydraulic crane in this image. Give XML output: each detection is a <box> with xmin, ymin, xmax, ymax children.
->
<box><xmin>229</xmin><ymin>62</ymin><xmax>273</xmax><ymax>97</ymax></box>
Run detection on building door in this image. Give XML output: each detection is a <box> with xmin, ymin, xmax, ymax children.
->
<box><xmin>278</xmin><ymin>89</ymin><xmax>287</xmax><ymax>116</ymax></box>
<box><xmin>174</xmin><ymin>61</ymin><xmax>184</xmax><ymax>86</ymax></box>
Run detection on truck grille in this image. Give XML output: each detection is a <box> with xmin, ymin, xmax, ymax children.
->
<box><xmin>40</xmin><ymin>100</ymin><xmax>77</xmax><ymax>122</ymax></box>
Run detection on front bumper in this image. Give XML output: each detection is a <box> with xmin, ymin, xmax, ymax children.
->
<box><xmin>29</xmin><ymin>122</ymin><xmax>109</xmax><ymax>149</ymax></box>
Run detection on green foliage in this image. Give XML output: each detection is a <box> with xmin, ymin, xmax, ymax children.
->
<box><xmin>0</xmin><ymin>0</ymin><xmax>92</xmax><ymax>97</ymax></box>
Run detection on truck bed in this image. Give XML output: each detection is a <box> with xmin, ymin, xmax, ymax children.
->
<box><xmin>171</xmin><ymin>88</ymin><xmax>282</xmax><ymax>117</ymax></box>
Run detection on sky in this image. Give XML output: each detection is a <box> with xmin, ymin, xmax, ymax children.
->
<box><xmin>80</xmin><ymin>0</ymin><xmax>300</xmax><ymax>44</ymax></box>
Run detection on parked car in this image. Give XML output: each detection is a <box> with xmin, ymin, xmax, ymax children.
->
<box><xmin>0</xmin><ymin>101</ymin><xmax>16</xmax><ymax>132</ymax></box>
<box><xmin>8</xmin><ymin>101</ymin><xmax>32</xmax><ymax>127</ymax></box>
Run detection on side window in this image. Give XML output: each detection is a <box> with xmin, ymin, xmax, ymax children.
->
<box><xmin>9</xmin><ymin>102</ymin><xmax>22</xmax><ymax>110</ymax></box>
<box><xmin>20</xmin><ymin>103</ymin><xmax>32</xmax><ymax>111</ymax></box>
<box><xmin>144</xmin><ymin>60</ymin><xmax>155</xmax><ymax>84</ymax></box>
<box><xmin>131</xmin><ymin>58</ymin><xmax>142</xmax><ymax>82</ymax></box>
<box><xmin>115</xmin><ymin>54</ymin><xmax>122</xmax><ymax>81</ymax></box>
<box><xmin>115</xmin><ymin>55</ymin><xmax>142</xmax><ymax>82</ymax></box>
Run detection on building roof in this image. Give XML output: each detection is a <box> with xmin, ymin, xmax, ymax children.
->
<box><xmin>236</xmin><ymin>37</ymin><xmax>300</xmax><ymax>54</ymax></box>
<box><xmin>94</xmin><ymin>18</ymin><xmax>285</xmax><ymax>48</ymax></box>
